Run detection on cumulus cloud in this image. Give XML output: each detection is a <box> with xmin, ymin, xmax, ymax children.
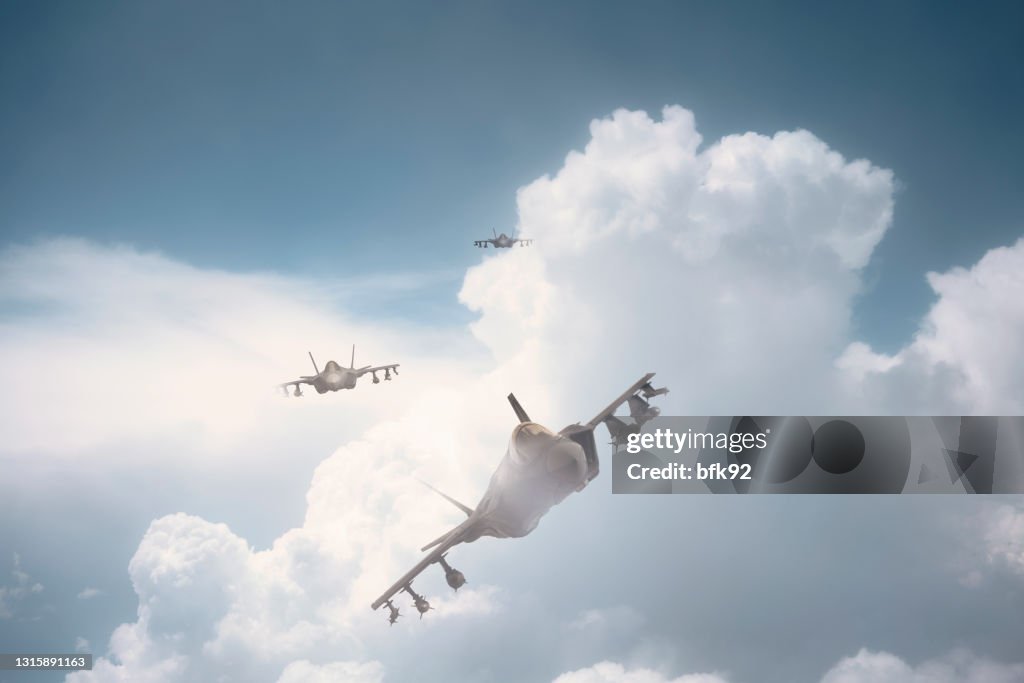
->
<box><xmin>552</xmin><ymin>661</ymin><xmax>728</xmax><ymax>683</ymax></box>
<box><xmin>66</xmin><ymin>408</ymin><xmax>510</xmax><ymax>682</ymax></box>
<box><xmin>419</xmin><ymin>585</ymin><xmax>503</xmax><ymax>619</ymax></box>
<box><xmin>820</xmin><ymin>648</ymin><xmax>1024</xmax><ymax>683</ymax></box>
<box><xmin>463</xmin><ymin>106</ymin><xmax>897</xmax><ymax>416</ymax></box>
<box><xmin>14</xmin><ymin>105</ymin><xmax>1017</xmax><ymax>682</ymax></box>
<box><xmin>838</xmin><ymin>238</ymin><xmax>1024</xmax><ymax>413</ymax></box>
<box><xmin>69</xmin><ymin>513</ymin><xmax>369</xmax><ymax>682</ymax></box>
<box><xmin>275</xmin><ymin>659</ymin><xmax>383</xmax><ymax>683</ymax></box>
<box><xmin>969</xmin><ymin>502</ymin><xmax>1024</xmax><ymax>580</ymax></box>
<box><xmin>556</xmin><ymin>650</ymin><xmax>1024</xmax><ymax>683</ymax></box>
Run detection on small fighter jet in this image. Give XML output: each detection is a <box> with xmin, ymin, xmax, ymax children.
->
<box><xmin>371</xmin><ymin>374</ymin><xmax>668</xmax><ymax>621</ymax></box>
<box><xmin>278</xmin><ymin>346</ymin><xmax>399</xmax><ymax>396</ymax></box>
<box><xmin>473</xmin><ymin>229</ymin><xmax>532</xmax><ymax>249</ymax></box>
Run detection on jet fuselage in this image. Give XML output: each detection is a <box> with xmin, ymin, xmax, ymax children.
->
<box><xmin>311</xmin><ymin>361</ymin><xmax>358</xmax><ymax>392</ymax></box>
<box><xmin>462</xmin><ymin>422</ymin><xmax>588</xmax><ymax>542</ymax></box>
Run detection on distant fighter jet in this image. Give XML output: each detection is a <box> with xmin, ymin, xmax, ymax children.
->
<box><xmin>370</xmin><ymin>374</ymin><xmax>669</xmax><ymax>621</ymax></box>
<box><xmin>278</xmin><ymin>346</ymin><xmax>399</xmax><ymax>396</ymax></box>
<box><xmin>474</xmin><ymin>229</ymin><xmax>532</xmax><ymax>249</ymax></box>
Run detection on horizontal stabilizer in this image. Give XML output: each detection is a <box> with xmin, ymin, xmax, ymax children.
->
<box><xmin>421</xmin><ymin>528</ymin><xmax>457</xmax><ymax>552</ymax></box>
<box><xmin>415</xmin><ymin>478</ymin><xmax>474</xmax><ymax>517</ymax></box>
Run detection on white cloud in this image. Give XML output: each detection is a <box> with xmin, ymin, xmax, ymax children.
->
<box><xmin>420</xmin><ymin>585</ymin><xmax>503</xmax><ymax>619</ymax></box>
<box><xmin>464</xmin><ymin>106</ymin><xmax>897</xmax><ymax>416</ymax></box>
<box><xmin>78</xmin><ymin>587</ymin><xmax>102</xmax><ymax>600</ymax></box>
<box><xmin>65</xmin><ymin>404</ymin><xmax>513</xmax><ymax>681</ymax></box>
<box><xmin>977</xmin><ymin>503</ymin><xmax>1024</xmax><ymax>578</ymax></box>
<box><xmin>0</xmin><ymin>238</ymin><xmax>478</xmax><ymax>459</ymax></box>
<box><xmin>75</xmin><ymin>637</ymin><xmax>91</xmax><ymax>653</ymax></box>
<box><xmin>820</xmin><ymin>650</ymin><xmax>917</xmax><ymax>683</ymax></box>
<box><xmin>834</xmin><ymin>342</ymin><xmax>901</xmax><ymax>381</ymax></box>
<box><xmin>820</xmin><ymin>648</ymin><xmax>1024</xmax><ymax>683</ymax></box>
<box><xmin>11</xmin><ymin>105</ymin><xmax>1016</xmax><ymax>682</ymax></box>
<box><xmin>554</xmin><ymin>650</ymin><xmax>1024</xmax><ymax>683</ymax></box>
<box><xmin>275</xmin><ymin>660</ymin><xmax>384</xmax><ymax>683</ymax></box>
<box><xmin>552</xmin><ymin>661</ymin><xmax>728</xmax><ymax>683</ymax></box>
<box><xmin>948</xmin><ymin>500</ymin><xmax>1024</xmax><ymax>589</ymax></box>
<box><xmin>838</xmin><ymin>238</ymin><xmax>1024</xmax><ymax>413</ymax></box>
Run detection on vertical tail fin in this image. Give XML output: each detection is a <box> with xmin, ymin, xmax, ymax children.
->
<box><xmin>350</xmin><ymin>344</ymin><xmax>356</xmax><ymax>369</ymax></box>
<box><xmin>308</xmin><ymin>352</ymin><xmax>320</xmax><ymax>375</ymax></box>
<box><xmin>493</xmin><ymin>228</ymin><xmax>497</xmax><ymax>238</ymax></box>
<box><xmin>507</xmin><ymin>393</ymin><xmax>531</xmax><ymax>423</ymax></box>
<box><xmin>415</xmin><ymin>478</ymin><xmax>474</xmax><ymax>516</ymax></box>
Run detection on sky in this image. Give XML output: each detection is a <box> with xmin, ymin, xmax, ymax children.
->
<box><xmin>2</xmin><ymin>0</ymin><xmax>1022</xmax><ymax>343</ymax></box>
<box><xmin>1</xmin><ymin>2</ymin><xmax>1023</xmax><ymax>683</ymax></box>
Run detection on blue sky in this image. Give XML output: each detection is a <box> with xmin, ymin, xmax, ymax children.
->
<box><xmin>2</xmin><ymin>3</ymin><xmax>1024</xmax><ymax>683</ymax></box>
<box><xmin>2</xmin><ymin>0</ymin><xmax>1022</xmax><ymax>347</ymax></box>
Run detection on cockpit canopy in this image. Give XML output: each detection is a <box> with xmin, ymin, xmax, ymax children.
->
<box><xmin>507</xmin><ymin>423</ymin><xmax>585</xmax><ymax>476</ymax></box>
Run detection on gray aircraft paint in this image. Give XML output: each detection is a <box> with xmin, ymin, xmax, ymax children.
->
<box><xmin>279</xmin><ymin>345</ymin><xmax>399</xmax><ymax>396</ymax></box>
<box><xmin>371</xmin><ymin>374</ymin><xmax>668</xmax><ymax>618</ymax></box>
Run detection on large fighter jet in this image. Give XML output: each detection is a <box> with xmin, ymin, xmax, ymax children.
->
<box><xmin>371</xmin><ymin>374</ymin><xmax>669</xmax><ymax>621</ymax></box>
<box><xmin>473</xmin><ymin>229</ymin><xmax>532</xmax><ymax>249</ymax></box>
<box><xmin>278</xmin><ymin>346</ymin><xmax>399</xmax><ymax>396</ymax></box>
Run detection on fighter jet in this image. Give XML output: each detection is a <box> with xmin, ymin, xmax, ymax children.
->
<box><xmin>473</xmin><ymin>229</ymin><xmax>532</xmax><ymax>249</ymax></box>
<box><xmin>278</xmin><ymin>346</ymin><xmax>399</xmax><ymax>396</ymax></box>
<box><xmin>370</xmin><ymin>374</ymin><xmax>669</xmax><ymax>621</ymax></box>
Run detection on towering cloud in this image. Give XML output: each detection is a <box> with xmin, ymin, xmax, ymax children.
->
<box><xmin>463</xmin><ymin>106</ymin><xmax>897</xmax><ymax>416</ymax></box>
<box><xmin>1</xmin><ymin>105</ymin><xmax>1009</xmax><ymax>681</ymax></box>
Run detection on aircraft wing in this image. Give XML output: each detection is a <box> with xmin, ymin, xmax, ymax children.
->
<box><xmin>554</xmin><ymin>374</ymin><xmax>667</xmax><ymax>485</ymax></box>
<box><xmin>473</xmin><ymin>239</ymin><xmax>492</xmax><ymax>248</ymax></box>
<box><xmin>370</xmin><ymin>517</ymin><xmax>477</xmax><ymax>611</ymax></box>
<box><xmin>355</xmin><ymin>363</ymin><xmax>400</xmax><ymax>378</ymax></box>
<box><xmin>278</xmin><ymin>377</ymin><xmax>314</xmax><ymax>392</ymax></box>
